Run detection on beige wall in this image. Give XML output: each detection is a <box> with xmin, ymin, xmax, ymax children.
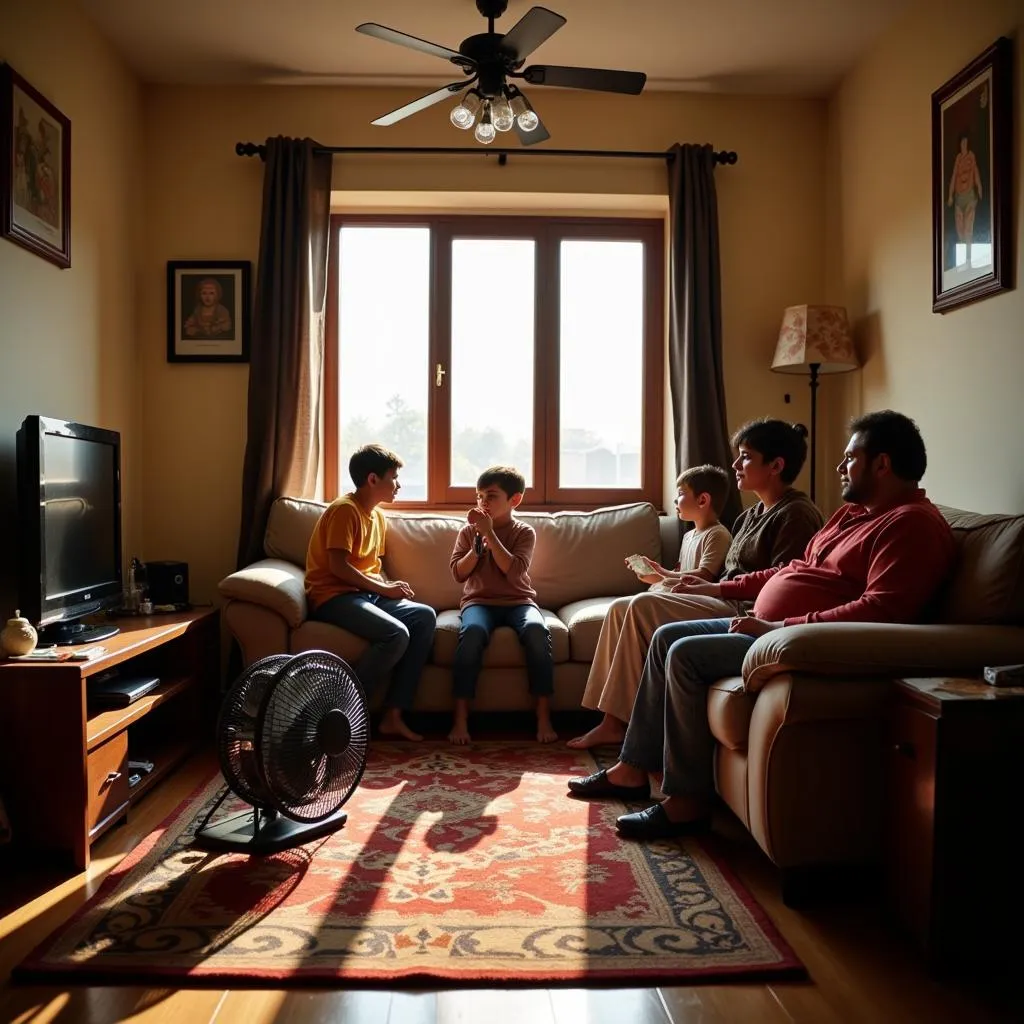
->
<box><xmin>141</xmin><ymin>85</ymin><xmax>827</xmax><ymax>601</ymax></box>
<box><xmin>828</xmin><ymin>0</ymin><xmax>1024</xmax><ymax>514</ymax></box>
<box><xmin>0</xmin><ymin>0</ymin><xmax>143</xmax><ymax>612</ymax></box>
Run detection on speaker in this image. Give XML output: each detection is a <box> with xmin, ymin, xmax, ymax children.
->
<box><xmin>145</xmin><ymin>561</ymin><xmax>189</xmax><ymax>607</ymax></box>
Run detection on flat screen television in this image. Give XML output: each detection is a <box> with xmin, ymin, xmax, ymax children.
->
<box><xmin>16</xmin><ymin>415</ymin><xmax>123</xmax><ymax>645</ymax></box>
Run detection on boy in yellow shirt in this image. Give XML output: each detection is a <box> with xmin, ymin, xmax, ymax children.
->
<box><xmin>305</xmin><ymin>444</ymin><xmax>436</xmax><ymax>740</ymax></box>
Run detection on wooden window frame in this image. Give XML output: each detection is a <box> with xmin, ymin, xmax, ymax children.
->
<box><xmin>324</xmin><ymin>213</ymin><xmax>664</xmax><ymax>511</ymax></box>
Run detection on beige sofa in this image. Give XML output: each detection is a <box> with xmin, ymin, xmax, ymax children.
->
<box><xmin>219</xmin><ymin>497</ymin><xmax>680</xmax><ymax>711</ymax></box>
<box><xmin>712</xmin><ymin>506</ymin><xmax>1024</xmax><ymax>889</ymax></box>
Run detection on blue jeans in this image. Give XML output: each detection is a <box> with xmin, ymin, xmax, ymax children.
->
<box><xmin>453</xmin><ymin>604</ymin><xmax>553</xmax><ymax>699</ymax></box>
<box><xmin>310</xmin><ymin>592</ymin><xmax>436</xmax><ymax>710</ymax></box>
<box><xmin>620</xmin><ymin>618</ymin><xmax>755</xmax><ymax>800</ymax></box>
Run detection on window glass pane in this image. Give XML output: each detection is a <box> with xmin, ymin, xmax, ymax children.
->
<box><xmin>450</xmin><ymin>238</ymin><xmax>535</xmax><ymax>487</ymax></box>
<box><xmin>559</xmin><ymin>239</ymin><xmax>645</xmax><ymax>488</ymax></box>
<box><xmin>337</xmin><ymin>226</ymin><xmax>430</xmax><ymax>501</ymax></box>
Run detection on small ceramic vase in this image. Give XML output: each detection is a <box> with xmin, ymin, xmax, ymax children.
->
<box><xmin>1</xmin><ymin>610</ymin><xmax>38</xmax><ymax>657</ymax></box>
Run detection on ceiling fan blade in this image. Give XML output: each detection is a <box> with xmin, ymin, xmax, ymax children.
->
<box><xmin>371</xmin><ymin>81</ymin><xmax>468</xmax><ymax>126</ymax></box>
<box><xmin>521</xmin><ymin>65</ymin><xmax>646</xmax><ymax>94</ymax></box>
<box><xmin>500</xmin><ymin>7</ymin><xmax>567</xmax><ymax>62</ymax></box>
<box><xmin>514</xmin><ymin>115</ymin><xmax>551</xmax><ymax>147</ymax></box>
<box><xmin>356</xmin><ymin>23</ymin><xmax>465</xmax><ymax>63</ymax></box>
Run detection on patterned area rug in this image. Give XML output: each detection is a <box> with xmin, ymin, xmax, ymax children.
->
<box><xmin>18</xmin><ymin>743</ymin><xmax>802</xmax><ymax>985</ymax></box>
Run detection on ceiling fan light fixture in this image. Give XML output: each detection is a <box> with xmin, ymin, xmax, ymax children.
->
<box><xmin>450</xmin><ymin>88</ymin><xmax>482</xmax><ymax>130</ymax></box>
<box><xmin>474</xmin><ymin>105</ymin><xmax>496</xmax><ymax>144</ymax></box>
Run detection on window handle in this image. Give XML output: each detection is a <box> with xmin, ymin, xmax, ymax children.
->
<box><xmin>435</xmin><ymin>363</ymin><xmax>447</xmax><ymax>388</ymax></box>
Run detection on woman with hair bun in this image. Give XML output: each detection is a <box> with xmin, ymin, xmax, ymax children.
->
<box><xmin>567</xmin><ymin>418</ymin><xmax>823</xmax><ymax>751</ymax></box>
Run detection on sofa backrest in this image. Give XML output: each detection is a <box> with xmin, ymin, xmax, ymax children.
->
<box><xmin>936</xmin><ymin>506</ymin><xmax>1024</xmax><ymax>625</ymax></box>
<box><xmin>262</xmin><ymin>497</ymin><xmax>665</xmax><ymax>611</ymax></box>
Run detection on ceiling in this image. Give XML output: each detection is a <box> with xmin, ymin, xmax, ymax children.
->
<box><xmin>79</xmin><ymin>0</ymin><xmax>908</xmax><ymax>97</ymax></box>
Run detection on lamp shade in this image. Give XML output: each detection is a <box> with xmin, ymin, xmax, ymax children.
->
<box><xmin>771</xmin><ymin>305</ymin><xmax>859</xmax><ymax>375</ymax></box>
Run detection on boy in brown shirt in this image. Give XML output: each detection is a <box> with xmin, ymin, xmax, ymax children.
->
<box><xmin>449</xmin><ymin>466</ymin><xmax>555</xmax><ymax>746</ymax></box>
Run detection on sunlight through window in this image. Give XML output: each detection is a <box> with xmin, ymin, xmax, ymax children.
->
<box><xmin>337</xmin><ymin>226</ymin><xmax>430</xmax><ymax>500</ymax></box>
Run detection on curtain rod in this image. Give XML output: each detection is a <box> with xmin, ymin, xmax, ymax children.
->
<box><xmin>234</xmin><ymin>141</ymin><xmax>738</xmax><ymax>168</ymax></box>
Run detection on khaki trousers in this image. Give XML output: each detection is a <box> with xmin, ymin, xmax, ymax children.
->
<box><xmin>581</xmin><ymin>591</ymin><xmax>741</xmax><ymax>722</ymax></box>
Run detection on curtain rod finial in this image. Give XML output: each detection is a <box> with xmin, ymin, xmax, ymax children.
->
<box><xmin>236</xmin><ymin>141</ymin><xmax>266</xmax><ymax>159</ymax></box>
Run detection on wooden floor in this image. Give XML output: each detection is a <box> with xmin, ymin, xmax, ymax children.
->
<box><xmin>0</xmin><ymin>750</ymin><xmax>1017</xmax><ymax>1024</ymax></box>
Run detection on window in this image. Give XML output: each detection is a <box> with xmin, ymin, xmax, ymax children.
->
<box><xmin>324</xmin><ymin>215</ymin><xmax>664</xmax><ymax>508</ymax></box>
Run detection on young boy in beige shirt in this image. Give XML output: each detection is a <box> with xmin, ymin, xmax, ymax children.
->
<box><xmin>567</xmin><ymin>464</ymin><xmax>732</xmax><ymax>750</ymax></box>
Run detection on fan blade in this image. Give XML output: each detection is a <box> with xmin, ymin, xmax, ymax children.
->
<box><xmin>500</xmin><ymin>6</ymin><xmax>566</xmax><ymax>62</ymax></box>
<box><xmin>371</xmin><ymin>81</ymin><xmax>468</xmax><ymax>126</ymax></box>
<box><xmin>514</xmin><ymin>115</ymin><xmax>551</xmax><ymax>147</ymax></box>
<box><xmin>521</xmin><ymin>65</ymin><xmax>646</xmax><ymax>94</ymax></box>
<box><xmin>356</xmin><ymin>23</ymin><xmax>465</xmax><ymax>63</ymax></box>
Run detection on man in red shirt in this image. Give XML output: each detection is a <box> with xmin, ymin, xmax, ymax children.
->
<box><xmin>568</xmin><ymin>410</ymin><xmax>956</xmax><ymax>840</ymax></box>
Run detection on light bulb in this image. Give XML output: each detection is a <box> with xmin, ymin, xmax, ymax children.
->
<box><xmin>491</xmin><ymin>96</ymin><xmax>514</xmax><ymax>132</ymax></box>
<box><xmin>517</xmin><ymin>109</ymin><xmax>540</xmax><ymax>133</ymax></box>
<box><xmin>450</xmin><ymin>104</ymin><xmax>474</xmax><ymax>129</ymax></box>
<box><xmin>474</xmin><ymin>103</ymin><xmax>495</xmax><ymax>144</ymax></box>
<box><xmin>474</xmin><ymin>119</ymin><xmax>496</xmax><ymax>144</ymax></box>
<box><xmin>507</xmin><ymin>89</ymin><xmax>540</xmax><ymax>133</ymax></box>
<box><xmin>450</xmin><ymin>90</ymin><xmax>482</xmax><ymax>130</ymax></box>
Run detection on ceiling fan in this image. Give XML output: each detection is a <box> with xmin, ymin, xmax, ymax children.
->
<box><xmin>356</xmin><ymin>1</ymin><xmax>647</xmax><ymax>146</ymax></box>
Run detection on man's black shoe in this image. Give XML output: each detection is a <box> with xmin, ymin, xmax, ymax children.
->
<box><xmin>615</xmin><ymin>803</ymin><xmax>712</xmax><ymax>840</ymax></box>
<box><xmin>567</xmin><ymin>768</ymin><xmax>650</xmax><ymax>801</ymax></box>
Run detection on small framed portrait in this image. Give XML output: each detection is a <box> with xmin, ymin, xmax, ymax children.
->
<box><xmin>0</xmin><ymin>63</ymin><xmax>72</xmax><ymax>269</ymax></box>
<box><xmin>932</xmin><ymin>37</ymin><xmax>1013</xmax><ymax>313</ymax></box>
<box><xmin>167</xmin><ymin>260</ymin><xmax>251</xmax><ymax>363</ymax></box>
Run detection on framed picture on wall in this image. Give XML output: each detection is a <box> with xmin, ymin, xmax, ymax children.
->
<box><xmin>167</xmin><ymin>260</ymin><xmax>251</xmax><ymax>363</ymax></box>
<box><xmin>0</xmin><ymin>63</ymin><xmax>72</xmax><ymax>269</ymax></box>
<box><xmin>932</xmin><ymin>36</ymin><xmax>1013</xmax><ymax>313</ymax></box>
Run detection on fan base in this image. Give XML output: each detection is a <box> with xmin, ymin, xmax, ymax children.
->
<box><xmin>194</xmin><ymin>807</ymin><xmax>348</xmax><ymax>854</ymax></box>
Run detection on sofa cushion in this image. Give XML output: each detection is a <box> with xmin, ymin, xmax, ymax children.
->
<box><xmin>936</xmin><ymin>507</ymin><xmax>1024</xmax><ymax>625</ymax></box>
<box><xmin>290</xmin><ymin>619</ymin><xmax>369</xmax><ymax>665</ymax></box>
<box><xmin>382</xmin><ymin>512</ymin><xmax>465</xmax><ymax>611</ymax></box>
<box><xmin>264</xmin><ymin>497</ymin><xmax>325</xmax><ymax>566</ymax></box>
<box><xmin>708</xmin><ymin>677</ymin><xmax>755</xmax><ymax>751</ymax></box>
<box><xmin>517</xmin><ymin>503</ymin><xmax>660</xmax><ymax>609</ymax></box>
<box><xmin>433</xmin><ymin>608</ymin><xmax>570</xmax><ymax>666</ymax></box>
<box><xmin>559</xmin><ymin>597</ymin><xmax>622</xmax><ymax>662</ymax></box>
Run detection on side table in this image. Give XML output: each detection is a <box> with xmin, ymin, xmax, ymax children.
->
<box><xmin>887</xmin><ymin>676</ymin><xmax>1024</xmax><ymax>972</ymax></box>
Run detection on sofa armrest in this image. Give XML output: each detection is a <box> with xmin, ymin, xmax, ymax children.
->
<box><xmin>218</xmin><ymin>559</ymin><xmax>307</xmax><ymax>627</ymax></box>
<box><xmin>742</xmin><ymin>621</ymin><xmax>1024</xmax><ymax>694</ymax></box>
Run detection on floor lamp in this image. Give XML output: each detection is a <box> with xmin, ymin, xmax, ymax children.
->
<box><xmin>770</xmin><ymin>305</ymin><xmax>859</xmax><ymax>502</ymax></box>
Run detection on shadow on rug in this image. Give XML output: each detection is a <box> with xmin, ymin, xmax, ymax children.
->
<box><xmin>16</xmin><ymin>742</ymin><xmax>803</xmax><ymax>985</ymax></box>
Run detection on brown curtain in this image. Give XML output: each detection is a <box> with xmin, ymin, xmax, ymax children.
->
<box><xmin>666</xmin><ymin>142</ymin><xmax>741</xmax><ymax>528</ymax></box>
<box><xmin>236</xmin><ymin>137</ymin><xmax>332</xmax><ymax>568</ymax></box>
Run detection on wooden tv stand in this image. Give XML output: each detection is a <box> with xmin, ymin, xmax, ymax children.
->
<box><xmin>0</xmin><ymin>608</ymin><xmax>219</xmax><ymax>870</ymax></box>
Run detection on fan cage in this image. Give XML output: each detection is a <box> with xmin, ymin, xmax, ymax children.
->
<box><xmin>214</xmin><ymin>650</ymin><xmax>369</xmax><ymax>824</ymax></box>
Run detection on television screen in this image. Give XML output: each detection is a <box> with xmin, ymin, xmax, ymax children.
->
<box><xmin>17</xmin><ymin>415</ymin><xmax>123</xmax><ymax>644</ymax></box>
<box><xmin>42</xmin><ymin>433</ymin><xmax>119</xmax><ymax>604</ymax></box>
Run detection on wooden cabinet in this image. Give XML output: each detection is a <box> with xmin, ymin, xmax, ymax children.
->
<box><xmin>0</xmin><ymin>608</ymin><xmax>219</xmax><ymax>870</ymax></box>
<box><xmin>886</xmin><ymin>677</ymin><xmax>1024</xmax><ymax>973</ymax></box>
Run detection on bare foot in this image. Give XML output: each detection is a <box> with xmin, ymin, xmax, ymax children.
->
<box><xmin>536</xmin><ymin>718</ymin><xmax>558</xmax><ymax>744</ymax></box>
<box><xmin>378</xmin><ymin>709</ymin><xmax>423</xmax><ymax>742</ymax></box>
<box><xmin>565</xmin><ymin>714</ymin><xmax>626</xmax><ymax>750</ymax></box>
<box><xmin>448</xmin><ymin>720</ymin><xmax>471</xmax><ymax>745</ymax></box>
